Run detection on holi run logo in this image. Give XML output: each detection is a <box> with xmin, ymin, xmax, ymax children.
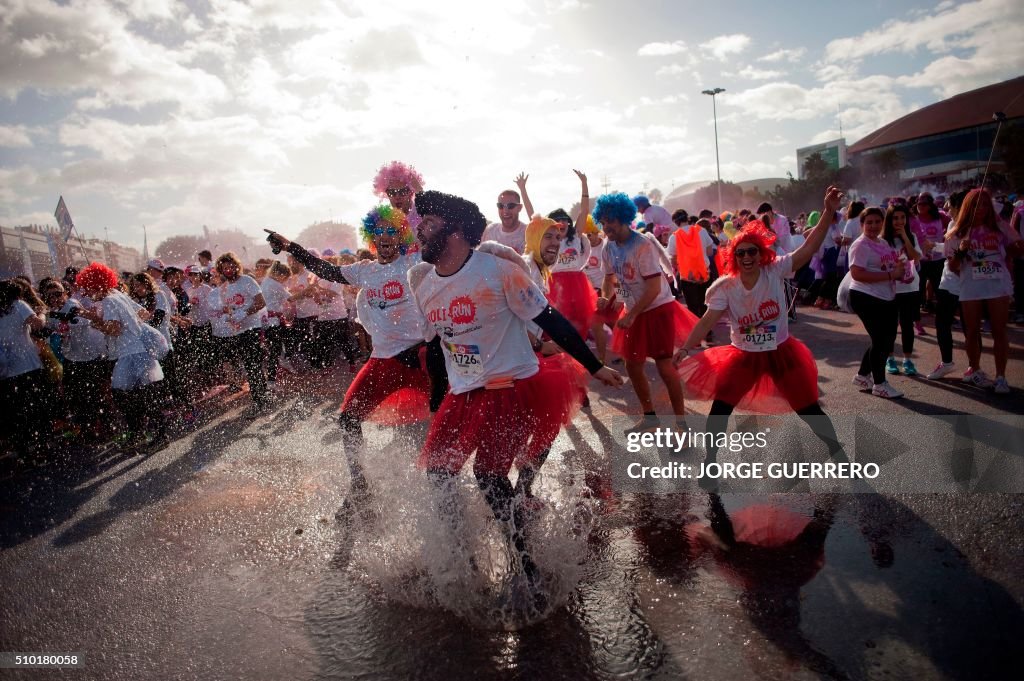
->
<box><xmin>448</xmin><ymin>295</ymin><xmax>477</xmax><ymax>324</ymax></box>
<box><xmin>622</xmin><ymin>262</ymin><xmax>636</xmax><ymax>280</ymax></box>
<box><xmin>382</xmin><ymin>280</ymin><xmax>404</xmax><ymax>300</ymax></box>
<box><xmin>738</xmin><ymin>299</ymin><xmax>780</xmax><ymax>327</ymax></box>
<box><xmin>558</xmin><ymin>248</ymin><xmax>578</xmax><ymax>265</ymax></box>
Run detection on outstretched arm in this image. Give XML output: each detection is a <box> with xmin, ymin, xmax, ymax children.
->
<box><xmin>264</xmin><ymin>229</ymin><xmax>350</xmax><ymax>284</ymax></box>
<box><xmin>575</xmin><ymin>169</ymin><xmax>589</xmax><ymax>230</ymax></box>
<box><xmin>515</xmin><ymin>172</ymin><xmax>535</xmax><ymax>217</ymax></box>
<box><xmin>533</xmin><ymin>305</ymin><xmax>624</xmax><ymax>387</ymax></box>
<box><xmin>791</xmin><ymin>186</ymin><xmax>843</xmax><ymax>271</ymax></box>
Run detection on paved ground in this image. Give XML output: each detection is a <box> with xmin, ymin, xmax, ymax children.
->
<box><xmin>0</xmin><ymin>305</ymin><xmax>1021</xmax><ymax>680</ymax></box>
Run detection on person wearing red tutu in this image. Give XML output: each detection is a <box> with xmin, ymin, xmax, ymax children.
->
<box><xmin>409</xmin><ymin>190</ymin><xmax>623</xmax><ymax>593</ymax></box>
<box><xmin>265</xmin><ymin>205</ymin><xmax>442</xmax><ymax>495</ymax></box>
<box><xmin>514</xmin><ymin>170</ymin><xmax>597</xmax><ymax>338</ymax></box>
<box><xmin>675</xmin><ymin>187</ymin><xmax>848</xmax><ymax>483</ymax></box>
<box><xmin>595</xmin><ymin>192</ymin><xmax>698</xmax><ymax>433</ymax></box>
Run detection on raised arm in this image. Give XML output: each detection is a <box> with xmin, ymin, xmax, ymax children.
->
<box><xmin>515</xmin><ymin>172</ymin><xmax>535</xmax><ymax>217</ymax></box>
<box><xmin>791</xmin><ymin>186</ymin><xmax>843</xmax><ymax>271</ymax></box>
<box><xmin>575</xmin><ymin>169</ymin><xmax>589</xmax><ymax>229</ymax></box>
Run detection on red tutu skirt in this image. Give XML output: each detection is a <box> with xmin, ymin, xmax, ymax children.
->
<box><xmin>676</xmin><ymin>337</ymin><xmax>818</xmax><ymax>413</ymax></box>
<box><xmin>420</xmin><ymin>355</ymin><xmax>588</xmax><ymax>477</ymax></box>
<box><xmin>612</xmin><ymin>300</ymin><xmax>698</xmax><ymax>362</ymax></box>
<box><xmin>340</xmin><ymin>355</ymin><xmax>431</xmax><ymax>426</ymax></box>
<box><xmin>687</xmin><ymin>505</ymin><xmax>826</xmax><ymax>591</ymax></box>
<box><xmin>549</xmin><ymin>271</ymin><xmax>597</xmax><ymax>337</ymax></box>
<box><xmin>594</xmin><ymin>297</ymin><xmax>624</xmax><ymax>326</ymax></box>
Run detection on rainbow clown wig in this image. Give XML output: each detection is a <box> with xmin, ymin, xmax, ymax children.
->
<box><xmin>525</xmin><ymin>214</ymin><xmax>560</xmax><ymax>283</ymax></box>
<box><xmin>361</xmin><ymin>204</ymin><xmax>415</xmax><ymax>255</ymax></box>
<box><xmin>720</xmin><ymin>222</ymin><xmax>778</xmax><ymax>277</ymax></box>
<box><xmin>372</xmin><ymin>161</ymin><xmax>424</xmax><ymax>198</ymax></box>
<box><xmin>592</xmin><ymin>192</ymin><xmax>637</xmax><ymax>228</ymax></box>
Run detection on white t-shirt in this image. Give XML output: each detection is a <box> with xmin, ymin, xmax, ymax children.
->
<box><xmin>551</xmin><ymin>234</ymin><xmax>591</xmax><ymax>273</ymax></box>
<box><xmin>261</xmin><ymin>277</ymin><xmax>291</xmax><ymax>328</ymax></box>
<box><xmin>222</xmin><ymin>275</ymin><xmax>263</xmax><ymax>335</ymax></box>
<box><xmin>602</xmin><ymin>231</ymin><xmax>675</xmax><ymax>313</ymax></box>
<box><xmin>318</xmin><ymin>280</ymin><xmax>350</xmax><ymax>322</ymax></box>
<box><xmin>289</xmin><ymin>270</ymin><xmax>320</xmax><ymax>319</ymax></box>
<box><xmin>642</xmin><ymin>204</ymin><xmax>674</xmax><ymax>230</ymax></box>
<box><xmin>585</xmin><ymin>239</ymin><xmax>606</xmax><ymax>289</ymax></box>
<box><xmin>56</xmin><ymin>297</ymin><xmax>107</xmax><ymax>362</ymax></box>
<box><xmin>838</xmin><ymin>217</ymin><xmax>862</xmax><ymax>265</ymax></box>
<box><xmin>186</xmin><ymin>283</ymin><xmax>212</xmax><ymax>327</ymax></box>
<box><xmin>102</xmin><ymin>290</ymin><xmax>147</xmax><ymax>358</ymax></box>
<box><xmin>706</xmin><ymin>254</ymin><xmax>794</xmax><ymax>352</ymax></box>
<box><xmin>207</xmin><ymin>288</ymin><xmax>233</xmax><ymax>338</ymax></box>
<box><xmin>939</xmin><ymin>226</ymin><xmax>961</xmax><ymax>296</ymax></box>
<box><xmin>154</xmin><ymin>288</ymin><xmax>175</xmax><ymax>349</ymax></box>
<box><xmin>770</xmin><ymin>214</ymin><xmax>795</xmax><ymax>254</ymax></box>
<box><xmin>911</xmin><ymin>216</ymin><xmax>947</xmax><ymax>262</ymax></box>
<box><xmin>848</xmin><ymin>235</ymin><xmax>899</xmax><ymax>301</ymax></box>
<box><xmin>481</xmin><ymin>221</ymin><xmax>527</xmax><ymax>254</ymax></box>
<box><xmin>412</xmin><ymin>251</ymin><xmax>548</xmax><ymax>394</ymax></box>
<box><xmin>341</xmin><ymin>253</ymin><xmax>430</xmax><ymax>358</ymax></box>
<box><xmin>666</xmin><ymin>224</ymin><xmax>715</xmax><ymax>273</ymax></box>
<box><xmin>0</xmin><ymin>300</ymin><xmax>43</xmax><ymax>379</ymax></box>
<box><xmin>958</xmin><ymin>224</ymin><xmax>1015</xmax><ymax>302</ymax></box>
<box><xmin>890</xmin><ymin>236</ymin><xmax>920</xmax><ymax>295</ymax></box>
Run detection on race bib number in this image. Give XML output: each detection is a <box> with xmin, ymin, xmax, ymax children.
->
<box><xmin>740</xmin><ymin>324</ymin><xmax>778</xmax><ymax>352</ymax></box>
<box><xmin>445</xmin><ymin>342</ymin><xmax>483</xmax><ymax>377</ymax></box>
<box><xmin>972</xmin><ymin>260</ymin><xmax>1001</xmax><ymax>280</ymax></box>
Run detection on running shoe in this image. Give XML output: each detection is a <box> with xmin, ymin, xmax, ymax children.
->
<box><xmin>962</xmin><ymin>369</ymin><xmax>994</xmax><ymax>388</ymax></box>
<box><xmin>886</xmin><ymin>358</ymin><xmax>900</xmax><ymax>375</ymax></box>
<box><xmin>927</xmin><ymin>362</ymin><xmax>956</xmax><ymax>380</ymax></box>
<box><xmin>852</xmin><ymin>374</ymin><xmax>872</xmax><ymax>390</ymax></box>
<box><xmin>902</xmin><ymin>359</ymin><xmax>918</xmax><ymax>376</ymax></box>
<box><xmin>994</xmin><ymin>377</ymin><xmax>1011</xmax><ymax>394</ymax></box>
<box><xmin>871</xmin><ymin>381</ymin><xmax>904</xmax><ymax>399</ymax></box>
<box><xmin>914</xmin><ymin>322</ymin><xmax>927</xmax><ymax>336</ymax></box>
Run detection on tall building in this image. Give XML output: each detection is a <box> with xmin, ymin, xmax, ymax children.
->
<box><xmin>848</xmin><ymin>75</ymin><xmax>1024</xmax><ymax>185</ymax></box>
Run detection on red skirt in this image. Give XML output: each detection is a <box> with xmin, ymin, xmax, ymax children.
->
<box><xmin>420</xmin><ymin>356</ymin><xmax>588</xmax><ymax>477</ymax></box>
<box><xmin>340</xmin><ymin>355</ymin><xmax>431</xmax><ymax>426</ymax></box>
<box><xmin>549</xmin><ymin>271</ymin><xmax>597</xmax><ymax>337</ymax></box>
<box><xmin>594</xmin><ymin>296</ymin><xmax>624</xmax><ymax>326</ymax></box>
<box><xmin>612</xmin><ymin>300</ymin><xmax>698</xmax><ymax>362</ymax></box>
<box><xmin>676</xmin><ymin>337</ymin><xmax>819</xmax><ymax>413</ymax></box>
<box><xmin>687</xmin><ymin>505</ymin><xmax>826</xmax><ymax>591</ymax></box>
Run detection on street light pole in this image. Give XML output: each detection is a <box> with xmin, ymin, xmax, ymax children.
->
<box><xmin>702</xmin><ymin>87</ymin><xmax>726</xmax><ymax>213</ymax></box>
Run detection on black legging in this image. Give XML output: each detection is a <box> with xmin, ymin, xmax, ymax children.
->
<box><xmin>918</xmin><ymin>259</ymin><xmax>943</xmax><ymax>307</ymax></box>
<box><xmin>678</xmin><ymin>279</ymin><xmax>709</xmax><ymax>317</ymax></box>
<box><xmin>935</xmin><ymin>288</ymin><xmax>960</xmax><ymax>365</ymax></box>
<box><xmin>850</xmin><ymin>290</ymin><xmax>898</xmax><ymax>384</ymax></box>
<box><xmin>894</xmin><ymin>290</ymin><xmax>920</xmax><ymax>356</ymax></box>
<box><xmin>222</xmin><ymin>329</ymin><xmax>268</xmax><ymax>406</ymax></box>
<box><xmin>704</xmin><ymin>399</ymin><xmax>844</xmax><ymax>464</ymax></box>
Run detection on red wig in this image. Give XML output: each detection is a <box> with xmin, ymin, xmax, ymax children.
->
<box><xmin>721</xmin><ymin>223</ymin><xmax>778</xmax><ymax>276</ymax></box>
<box><xmin>76</xmin><ymin>262</ymin><xmax>119</xmax><ymax>292</ymax></box>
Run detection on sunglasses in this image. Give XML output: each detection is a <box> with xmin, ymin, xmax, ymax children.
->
<box><xmin>370</xmin><ymin>227</ymin><xmax>399</xmax><ymax>237</ymax></box>
<box><xmin>496</xmin><ymin>202</ymin><xmax>521</xmax><ymax>210</ymax></box>
<box><xmin>734</xmin><ymin>247</ymin><xmax>760</xmax><ymax>258</ymax></box>
<box><xmin>386</xmin><ymin>187</ymin><xmax>411</xmax><ymax>197</ymax></box>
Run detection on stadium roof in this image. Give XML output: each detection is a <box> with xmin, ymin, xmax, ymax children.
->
<box><xmin>848</xmin><ymin>75</ymin><xmax>1024</xmax><ymax>154</ymax></box>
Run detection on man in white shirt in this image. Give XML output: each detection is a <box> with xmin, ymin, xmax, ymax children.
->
<box><xmin>480</xmin><ymin>189</ymin><xmax>527</xmax><ymax>253</ymax></box>
<box><xmin>410</xmin><ymin>189</ymin><xmax>622</xmax><ymax>603</ymax></box>
<box><xmin>633</xmin><ymin>195</ymin><xmax>674</xmax><ymax>233</ymax></box>
<box><xmin>215</xmin><ymin>252</ymin><xmax>268</xmax><ymax>416</ymax></box>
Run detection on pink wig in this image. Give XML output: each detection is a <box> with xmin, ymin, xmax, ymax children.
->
<box><xmin>372</xmin><ymin>161</ymin><xmax>424</xmax><ymax>198</ymax></box>
<box><xmin>721</xmin><ymin>223</ymin><xmax>778</xmax><ymax>277</ymax></box>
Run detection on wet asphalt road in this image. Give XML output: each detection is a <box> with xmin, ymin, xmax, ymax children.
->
<box><xmin>1</xmin><ymin>306</ymin><xmax>1022</xmax><ymax>680</ymax></box>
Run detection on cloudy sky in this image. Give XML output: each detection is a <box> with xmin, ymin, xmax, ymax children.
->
<box><xmin>1</xmin><ymin>0</ymin><xmax>1021</xmax><ymax>250</ymax></box>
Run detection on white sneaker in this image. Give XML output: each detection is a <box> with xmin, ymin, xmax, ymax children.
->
<box><xmin>871</xmin><ymin>381</ymin><xmax>904</xmax><ymax>399</ymax></box>
<box><xmin>927</xmin><ymin>362</ymin><xmax>956</xmax><ymax>380</ymax></box>
<box><xmin>962</xmin><ymin>369</ymin><xmax>994</xmax><ymax>388</ymax></box>
<box><xmin>994</xmin><ymin>376</ymin><xmax>1011</xmax><ymax>394</ymax></box>
<box><xmin>852</xmin><ymin>374</ymin><xmax>872</xmax><ymax>390</ymax></box>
